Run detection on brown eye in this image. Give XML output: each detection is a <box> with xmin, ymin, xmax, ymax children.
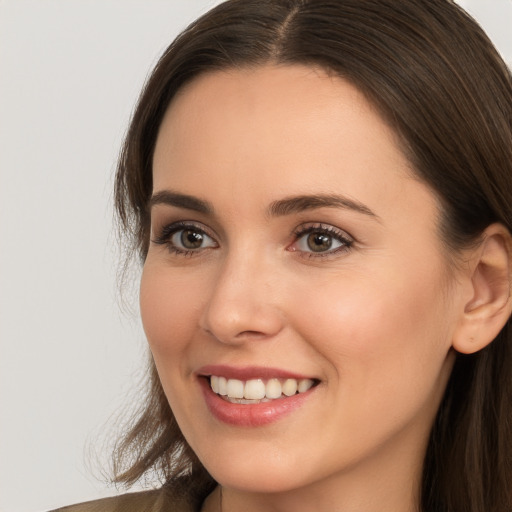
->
<box><xmin>307</xmin><ymin>233</ymin><xmax>333</xmax><ymax>252</ymax></box>
<box><xmin>291</xmin><ymin>225</ymin><xmax>353</xmax><ymax>256</ymax></box>
<box><xmin>170</xmin><ymin>228</ymin><xmax>216</xmax><ymax>251</ymax></box>
<box><xmin>181</xmin><ymin>229</ymin><xmax>204</xmax><ymax>249</ymax></box>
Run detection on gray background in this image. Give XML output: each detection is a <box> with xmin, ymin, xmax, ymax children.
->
<box><xmin>1</xmin><ymin>1</ymin><xmax>510</xmax><ymax>511</ymax></box>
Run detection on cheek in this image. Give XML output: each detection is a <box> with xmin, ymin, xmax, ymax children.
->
<box><xmin>139</xmin><ymin>262</ymin><xmax>202</xmax><ymax>357</ymax></box>
<box><xmin>288</xmin><ymin>269</ymin><xmax>455</xmax><ymax>455</ymax></box>
<box><xmin>287</xmin><ymin>260</ymin><xmax>454</xmax><ymax>396</ymax></box>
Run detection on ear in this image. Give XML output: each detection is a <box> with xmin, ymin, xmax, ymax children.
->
<box><xmin>452</xmin><ymin>223</ymin><xmax>512</xmax><ymax>354</ymax></box>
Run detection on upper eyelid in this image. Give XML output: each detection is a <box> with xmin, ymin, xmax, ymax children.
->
<box><xmin>151</xmin><ymin>220</ymin><xmax>355</xmax><ymax>246</ymax></box>
<box><xmin>152</xmin><ymin>220</ymin><xmax>215</xmax><ymax>238</ymax></box>
<box><xmin>149</xmin><ymin>204</ymin><xmax>217</xmax><ymax>232</ymax></box>
<box><xmin>151</xmin><ymin>222</ymin><xmax>218</xmax><ymax>255</ymax></box>
<box><xmin>293</xmin><ymin>222</ymin><xmax>354</xmax><ymax>240</ymax></box>
<box><xmin>291</xmin><ymin>222</ymin><xmax>355</xmax><ymax>250</ymax></box>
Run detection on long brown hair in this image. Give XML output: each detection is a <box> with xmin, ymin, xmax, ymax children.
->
<box><xmin>113</xmin><ymin>1</ymin><xmax>512</xmax><ymax>510</ymax></box>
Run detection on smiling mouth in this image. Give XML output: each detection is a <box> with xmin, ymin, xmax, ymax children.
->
<box><xmin>209</xmin><ymin>376</ymin><xmax>318</xmax><ymax>404</ymax></box>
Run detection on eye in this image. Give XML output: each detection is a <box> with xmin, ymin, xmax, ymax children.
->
<box><xmin>290</xmin><ymin>224</ymin><xmax>353</xmax><ymax>256</ymax></box>
<box><xmin>152</xmin><ymin>222</ymin><xmax>217</xmax><ymax>255</ymax></box>
<box><xmin>171</xmin><ymin>228</ymin><xmax>215</xmax><ymax>250</ymax></box>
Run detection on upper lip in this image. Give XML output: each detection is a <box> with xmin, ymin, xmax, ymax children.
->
<box><xmin>197</xmin><ymin>364</ymin><xmax>316</xmax><ymax>381</ymax></box>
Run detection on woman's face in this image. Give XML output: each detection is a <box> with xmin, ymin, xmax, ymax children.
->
<box><xmin>142</xmin><ymin>65</ymin><xmax>466</xmax><ymax>499</ymax></box>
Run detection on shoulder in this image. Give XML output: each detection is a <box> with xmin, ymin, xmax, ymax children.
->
<box><xmin>48</xmin><ymin>488</ymin><xmax>195</xmax><ymax>512</ymax></box>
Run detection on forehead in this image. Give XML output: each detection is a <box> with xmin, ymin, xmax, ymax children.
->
<box><xmin>154</xmin><ymin>65</ymin><xmax>410</xmax><ymax>187</ymax></box>
<box><xmin>152</xmin><ymin>65</ymin><xmax>438</xmax><ymax>237</ymax></box>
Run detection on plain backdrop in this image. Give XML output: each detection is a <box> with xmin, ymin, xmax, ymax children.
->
<box><xmin>0</xmin><ymin>1</ymin><xmax>511</xmax><ymax>511</ymax></box>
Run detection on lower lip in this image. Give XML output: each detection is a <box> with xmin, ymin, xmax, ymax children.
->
<box><xmin>199</xmin><ymin>378</ymin><xmax>316</xmax><ymax>427</ymax></box>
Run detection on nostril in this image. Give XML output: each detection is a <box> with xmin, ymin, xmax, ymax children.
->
<box><xmin>236</xmin><ymin>330</ymin><xmax>268</xmax><ymax>339</ymax></box>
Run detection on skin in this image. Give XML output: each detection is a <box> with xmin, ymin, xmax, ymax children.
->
<box><xmin>141</xmin><ymin>65</ymin><xmax>476</xmax><ymax>512</ymax></box>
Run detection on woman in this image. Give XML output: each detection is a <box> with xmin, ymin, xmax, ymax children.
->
<box><xmin>54</xmin><ymin>0</ymin><xmax>512</xmax><ymax>511</ymax></box>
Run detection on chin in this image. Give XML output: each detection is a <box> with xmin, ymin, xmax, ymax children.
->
<box><xmin>195</xmin><ymin>439</ymin><xmax>332</xmax><ymax>496</ymax></box>
<box><xmin>209</xmin><ymin>464</ymin><xmax>309</xmax><ymax>495</ymax></box>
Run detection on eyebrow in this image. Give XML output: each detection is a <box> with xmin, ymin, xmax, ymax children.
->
<box><xmin>268</xmin><ymin>194</ymin><xmax>379</xmax><ymax>220</ymax></box>
<box><xmin>149</xmin><ymin>190</ymin><xmax>379</xmax><ymax>220</ymax></box>
<box><xmin>149</xmin><ymin>190</ymin><xmax>213</xmax><ymax>214</ymax></box>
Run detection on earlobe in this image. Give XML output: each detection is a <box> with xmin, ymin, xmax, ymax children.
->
<box><xmin>452</xmin><ymin>224</ymin><xmax>512</xmax><ymax>355</ymax></box>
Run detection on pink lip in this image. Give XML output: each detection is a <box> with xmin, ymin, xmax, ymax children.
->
<box><xmin>197</xmin><ymin>365</ymin><xmax>318</xmax><ymax>427</ymax></box>
<box><xmin>197</xmin><ymin>364</ymin><xmax>313</xmax><ymax>381</ymax></box>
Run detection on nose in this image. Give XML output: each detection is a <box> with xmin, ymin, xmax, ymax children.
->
<box><xmin>199</xmin><ymin>251</ymin><xmax>284</xmax><ymax>344</ymax></box>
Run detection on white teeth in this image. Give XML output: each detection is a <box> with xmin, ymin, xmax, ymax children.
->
<box><xmin>282</xmin><ymin>378</ymin><xmax>298</xmax><ymax>396</ymax></box>
<box><xmin>298</xmin><ymin>378</ymin><xmax>314</xmax><ymax>393</ymax></box>
<box><xmin>226</xmin><ymin>397</ymin><xmax>272</xmax><ymax>404</ymax></box>
<box><xmin>244</xmin><ymin>379</ymin><xmax>266</xmax><ymax>399</ymax></box>
<box><xmin>209</xmin><ymin>376</ymin><xmax>316</xmax><ymax>400</ymax></box>
<box><xmin>210</xmin><ymin>375</ymin><xmax>219</xmax><ymax>394</ymax></box>
<box><xmin>265</xmin><ymin>378</ymin><xmax>282</xmax><ymax>399</ymax></box>
<box><xmin>218</xmin><ymin>376</ymin><xmax>228</xmax><ymax>396</ymax></box>
<box><xmin>226</xmin><ymin>378</ymin><xmax>244</xmax><ymax>399</ymax></box>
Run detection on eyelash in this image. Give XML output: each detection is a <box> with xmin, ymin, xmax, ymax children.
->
<box><xmin>291</xmin><ymin>223</ymin><xmax>354</xmax><ymax>258</ymax></box>
<box><xmin>151</xmin><ymin>221</ymin><xmax>354</xmax><ymax>258</ymax></box>
<box><xmin>152</xmin><ymin>221</ymin><xmax>217</xmax><ymax>257</ymax></box>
